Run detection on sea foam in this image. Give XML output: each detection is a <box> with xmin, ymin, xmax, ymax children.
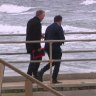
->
<box><xmin>0</xmin><ymin>4</ymin><xmax>32</xmax><ymax>13</ymax></box>
<box><xmin>0</xmin><ymin>24</ymin><xmax>96</xmax><ymax>34</ymax></box>
<box><xmin>81</xmin><ymin>0</ymin><xmax>96</xmax><ymax>5</ymax></box>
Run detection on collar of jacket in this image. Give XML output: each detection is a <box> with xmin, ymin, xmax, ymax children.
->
<box><xmin>35</xmin><ymin>16</ymin><xmax>41</xmax><ymax>22</ymax></box>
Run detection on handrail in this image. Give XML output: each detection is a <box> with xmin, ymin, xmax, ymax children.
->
<box><xmin>0</xmin><ymin>49</ymin><xmax>96</xmax><ymax>55</ymax></box>
<box><xmin>6</xmin><ymin>58</ymin><xmax>96</xmax><ymax>64</ymax></box>
<box><xmin>0</xmin><ymin>31</ymin><xmax>96</xmax><ymax>36</ymax></box>
<box><xmin>0</xmin><ymin>33</ymin><xmax>96</xmax><ymax>96</ymax></box>
<box><xmin>0</xmin><ymin>39</ymin><xmax>96</xmax><ymax>44</ymax></box>
<box><xmin>0</xmin><ymin>59</ymin><xmax>64</xmax><ymax>96</ymax></box>
<box><xmin>65</xmin><ymin>32</ymin><xmax>96</xmax><ymax>34</ymax></box>
<box><xmin>62</xmin><ymin>50</ymin><xmax>96</xmax><ymax>53</ymax></box>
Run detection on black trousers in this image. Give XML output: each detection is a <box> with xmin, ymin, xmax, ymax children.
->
<box><xmin>40</xmin><ymin>48</ymin><xmax>62</xmax><ymax>80</ymax></box>
<box><xmin>27</xmin><ymin>53</ymin><xmax>42</xmax><ymax>77</ymax></box>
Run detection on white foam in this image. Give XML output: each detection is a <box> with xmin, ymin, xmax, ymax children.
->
<box><xmin>11</xmin><ymin>10</ymin><xmax>50</xmax><ymax>15</ymax></box>
<box><xmin>0</xmin><ymin>24</ymin><xmax>96</xmax><ymax>34</ymax></box>
<box><xmin>9</xmin><ymin>11</ymin><xmax>36</xmax><ymax>16</ymax></box>
<box><xmin>0</xmin><ymin>4</ymin><xmax>32</xmax><ymax>13</ymax></box>
<box><xmin>81</xmin><ymin>0</ymin><xmax>96</xmax><ymax>5</ymax></box>
<box><xmin>43</xmin><ymin>25</ymin><xmax>96</xmax><ymax>33</ymax></box>
<box><xmin>90</xmin><ymin>10</ymin><xmax>96</xmax><ymax>12</ymax></box>
<box><xmin>63</xmin><ymin>25</ymin><xmax>96</xmax><ymax>32</ymax></box>
<box><xmin>0</xmin><ymin>24</ymin><xmax>26</xmax><ymax>34</ymax></box>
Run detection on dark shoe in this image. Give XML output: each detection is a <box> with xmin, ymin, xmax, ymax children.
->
<box><xmin>52</xmin><ymin>80</ymin><xmax>61</xmax><ymax>84</ymax></box>
<box><xmin>37</xmin><ymin>71</ymin><xmax>43</xmax><ymax>82</ymax></box>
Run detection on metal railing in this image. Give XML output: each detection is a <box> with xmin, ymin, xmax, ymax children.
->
<box><xmin>0</xmin><ymin>32</ymin><xmax>96</xmax><ymax>95</ymax></box>
<box><xmin>0</xmin><ymin>31</ymin><xmax>96</xmax><ymax>36</ymax></box>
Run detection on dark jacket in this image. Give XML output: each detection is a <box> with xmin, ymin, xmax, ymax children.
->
<box><xmin>26</xmin><ymin>16</ymin><xmax>41</xmax><ymax>53</ymax></box>
<box><xmin>45</xmin><ymin>23</ymin><xmax>65</xmax><ymax>51</ymax></box>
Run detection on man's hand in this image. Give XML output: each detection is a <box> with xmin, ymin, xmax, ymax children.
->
<box><xmin>41</xmin><ymin>34</ymin><xmax>45</xmax><ymax>38</ymax></box>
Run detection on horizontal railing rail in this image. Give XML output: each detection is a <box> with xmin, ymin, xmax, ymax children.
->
<box><xmin>0</xmin><ymin>49</ymin><xmax>96</xmax><ymax>55</ymax></box>
<box><xmin>6</xmin><ymin>58</ymin><xmax>96</xmax><ymax>64</ymax></box>
<box><xmin>0</xmin><ymin>39</ymin><xmax>96</xmax><ymax>64</ymax></box>
<box><xmin>0</xmin><ymin>39</ymin><xmax>96</xmax><ymax>44</ymax></box>
<box><xmin>0</xmin><ymin>31</ymin><xmax>96</xmax><ymax>36</ymax></box>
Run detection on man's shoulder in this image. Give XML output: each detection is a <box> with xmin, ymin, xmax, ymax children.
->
<box><xmin>48</xmin><ymin>23</ymin><xmax>60</xmax><ymax>30</ymax></box>
<box><xmin>49</xmin><ymin>23</ymin><xmax>60</xmax><ymax>28</ymax></box>
<box><xmin>27</xmin><ymin>18</ymin><xmax>33</xmax><ymax>24</ymax></box>
<box><xmin>28</xmin><ymin>17</ymin><xmax>35</xmax><ymax>22</ymax></box>
<box><xmin>47</xmin><ymin>23</ymin><xmax>55</xmax><ymax>28</ymax></box>
<box><xmin>27</xmin><ymin>17</ymin><xmax>40</xmax><ymax>25</ymax></box>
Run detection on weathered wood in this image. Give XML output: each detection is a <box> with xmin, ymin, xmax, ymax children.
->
<box><xmin>0</xmin><ymin>63</ymin><xmax>5</xmax><ymax>96</ymax></box>
<box><xmin>0</xmin><ymin>59</ymin><xmax>63</xmax><ymax>96</ymax></box>
<box><xmin>25</xmin><ymin>79</ymin><xmax>33</xmax><ymax>96</ymax></box>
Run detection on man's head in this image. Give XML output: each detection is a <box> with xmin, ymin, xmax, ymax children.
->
<box><xmin>36</xmin><ymin>10</ymin><xmax>45</xmax><ymax>21</ymax></box>
<box><xmin>54</xmin><ymin>15</ymin><xmax>62</xmax><ymax>25</ymax></box>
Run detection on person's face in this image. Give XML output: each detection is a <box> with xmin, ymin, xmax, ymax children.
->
<box><xmin>60</xmin><ymin>20</ymin><xmax>62</xmax><ymax>25</ymax></box>
<box><xmin>58</xmin><ymin>20</ymin><xmax>62</xmax><ymax>26</ymax></box>
<box><xmin>39</xmin><ymin>12</ymin><xmax>45</xmax><ymax>21</ymax></box>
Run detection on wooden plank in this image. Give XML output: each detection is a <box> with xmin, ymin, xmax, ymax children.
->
<box><xmin>25</xmin><ymin>79</ymin><xmax>33</xmax><ymax>96</ymax></box>
<box><xmin>0</xmin><ymin>63</ymin><xmax>5</xmax><ymax>96</ymax></box>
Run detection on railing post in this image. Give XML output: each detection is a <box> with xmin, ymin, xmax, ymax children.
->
<box><xmin>49</xmin><ymin>42</ymin><xmax>53</xmax><ymax>84</ymax></box>
<box><xmin>25</xmin><ymin>79</ymin><xmax>33</xmax><ymax>96</ymax></box>
<box><xmin>0</xmin><ymin>63</ymin><xmax>5</xmax><ymax>96</ymax></box>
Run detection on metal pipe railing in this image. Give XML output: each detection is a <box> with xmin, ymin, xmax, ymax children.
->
<box><xmin>7</xmin><ymin>58</ymin><xmax>96</xmax><ymax>64</ymax></box>
<box><xmin>0</xmin><ymin>39</ymin><xmax>96</xmax><ymax>44</ymax></box>
<box><xmin>0</xmin><ymin>31</ymin><xmax>96</xmax><ymax>36</ymax></box>
<box><xmin>0</xmin><ymin>32</ymin><xmax>96</xmax><ymax>95</ymax></box>
<box><xmin>0</xmin><ymin>38</ymin><xmax>95</xmax><ymax>63</ymax></box>
<box><xmin>0</xmin><ymin>49</ymin><xmax>96</xmax><ymax>55</ymax></box>
<box><xmin>0</xmin><ymin>34</ymin><xmax>96</xmax><ymax>95</ymax></box>
<box><xmin>49</xmin><ymin>42</ymin><xmax>53</xmax><ymax>84</ymax></box>
<box><xmin>0</xmin><ymin>59</ymin><xmax>64</xmax><ymax>96</ymax></box>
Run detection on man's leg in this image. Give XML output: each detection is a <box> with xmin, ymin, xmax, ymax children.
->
<box><xmin>27</xmin><ymin>53</ymin><xmax>33</xmax><ymax>76</ymax></box>
<box><xmin>37</xmin><ymin>49</ymin><xmax>57</xmax><ymax>81</ymax></box>
<box><xmin>27</xmin><ymin>53</ymin><xmax>41</xmax><ymax>78</ymax></box>
<box><xmin>52</xmin><ymin>50</ymin><xmax>62</xmax><ymax>83</ymax></box>
<box><xmin>32</xmin><ymin>57</ymin><xmax>42</xmax><ymax>78</ymax></box>
<box><xmin>52</xmin><ymin>62</ymin><xmax>60</xmax><ymax>82</ymax></box>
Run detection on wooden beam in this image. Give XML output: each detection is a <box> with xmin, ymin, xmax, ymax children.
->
<box><xmin>25</xmin><ymin>79</ymin><xmax>33</xmax><ymax>96</ymax></box>
<box><xmin>0</xmin><ymin>63</ymin><xmax>5</xmax><ymax>96</ymax></box>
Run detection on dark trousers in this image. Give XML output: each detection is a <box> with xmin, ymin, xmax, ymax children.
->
<box><xmin>27</xmin><ymin>53</ymin><xmax>42</xmax><ymax>77</ymax></box>
<box><xmin>40</xmin><ymin>48</ymin><xmax>62</xmax><ymax>80</ymax></box>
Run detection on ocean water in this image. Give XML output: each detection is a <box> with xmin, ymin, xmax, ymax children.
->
<box><xmin>0</xmin><ymin>0</ymin><xmax>96</xmax><ymax>76</ymax></box>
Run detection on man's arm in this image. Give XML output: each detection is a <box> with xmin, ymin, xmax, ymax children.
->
<box><xmin>58</xmin><ymin>26</ymin><xmax>65</xmax><ymax>44</ymax></box>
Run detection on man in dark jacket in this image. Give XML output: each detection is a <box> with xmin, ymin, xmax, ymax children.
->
<box><xmin>26</xmin><ymin>10</ymin><xmax>45</xmax><ymax>78</ymax></box>
<box><xmin>38</xmin><ymin>15</ymin><xmax>65</xmax><ymax>83</ymax></box>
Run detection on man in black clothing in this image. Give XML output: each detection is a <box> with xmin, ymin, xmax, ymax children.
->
<box><xmin>38</xmin><ymin>15</ymin><xmax>65</xmax><ymax>83</ymax></box>
<box><xmin>26</xmin><ymin>10</ymin><xmax>45</xmax><ymax>78</ymax></box>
